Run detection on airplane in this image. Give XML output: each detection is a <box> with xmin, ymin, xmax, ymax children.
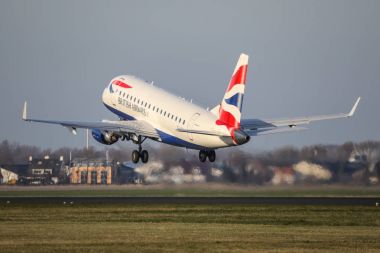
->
<box><xmin>22</xmin><ymin>53</ymin><xmax>361</xmax><ymax>164</ymax></box>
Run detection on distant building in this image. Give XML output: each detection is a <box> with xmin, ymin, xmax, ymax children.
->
<box><xmin>19</xmin><ymin>156</ymin><xmax>65</xmax><ymax>184</ymax></box>
<box><xmin>0</xmin><ymin>165</ymin><xmax>26</xmax><ymax>184</ymax></box>
<box><xmin>69</xmin><ymin>158</ymin><xmax>113</xmax><ymax>184</ymax></box>
<box><xmin>134</xmin><ymin>161</ymin><xmax>206</xmax><ymax>184</ymax></box>
<box><xmin>0</xmin><ymin>164</ymin><xmax>28</xmax><ymax>181</ymax></box>
<box><xmin>115</xmin><ymin>162</ymin><xmax>144</xmax><ymax>184</ymax></box>
<box><xmin>1</xmin><ymin>156</ymin><xmax>65</xmax><ymax>185</ymax></box>
<box><xmin>271</xmin><ymin>166</ymin><xmax>295</xmax><ymax>185</ymax></box>
<box><xmin>0</xmin><ymin>168</ymin><xmax>18</xmax><ymax>184</ymax></box>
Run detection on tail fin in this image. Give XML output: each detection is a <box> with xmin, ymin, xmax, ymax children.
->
<box><xmin>217</xmin><ymin>53</ymin><xmax>249</xmax><ymax>128</ymax></box>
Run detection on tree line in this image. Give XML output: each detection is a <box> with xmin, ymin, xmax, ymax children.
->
<box><xmin>1</xmin><ymin>139</ymin><xmax>379</xmax><ymax>184</ymax></box>
<box><xmin>1</xmin><ymin>139</ymin><xmax>379</xmax><ymax>165</ymax></box>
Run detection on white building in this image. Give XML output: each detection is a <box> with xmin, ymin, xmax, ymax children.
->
<box><xmin>0</xmin><ymin>168</ymin><xmax>18</xmax><ymax>184</ymax></box>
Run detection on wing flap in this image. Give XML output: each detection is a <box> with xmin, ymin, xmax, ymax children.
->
<box><xmin>24</xmin><ymin>118</ymin><xmax>159</xmax><ymax>138</ymax></box>
<box><xmin>25</xmin><ymin>118</ymin><xmax>159</xmax><ymax>138</ymax></box>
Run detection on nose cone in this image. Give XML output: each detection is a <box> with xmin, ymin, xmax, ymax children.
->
<box><xmin>102</xmin><ymin>86</ymin><xmax>109</xmax><ymax>104</ymax></box>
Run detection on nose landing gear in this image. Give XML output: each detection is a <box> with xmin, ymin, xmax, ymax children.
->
<box><xmin>199</xmin><ymin>150</ymin><xmax>216</xmax><ymax>163</ymax></box>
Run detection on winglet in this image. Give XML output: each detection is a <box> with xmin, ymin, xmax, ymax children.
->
<box><xmin>348</xmin><ymin>97</ymin><xmax>361</xmax><ymax>117</ymax></box>
<box><xmin>22</xmin><ymin>101</ymin><xmax>28</xmax><ymax>120</ymax></box>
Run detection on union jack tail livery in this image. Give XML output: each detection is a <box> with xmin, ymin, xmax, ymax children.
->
<box><xmin>218</xmin><ymin>53</ymin><xmax>249</xmax><ymax>129</ymax></box>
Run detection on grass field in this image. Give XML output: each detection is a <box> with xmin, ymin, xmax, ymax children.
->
<box><xmin>0</xmin><ymin>184</ymin><xmax>380</xmax><ymax>197</ymax></box>
<box><xmin>0</xmin><ymin>202</ymin><xmax>379</xmax><ymax>253</ymax></box>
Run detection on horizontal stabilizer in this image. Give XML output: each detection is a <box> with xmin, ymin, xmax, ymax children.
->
<box><xmin>241</xmin><ymin>97</ymin><xmax>361</xmax><ymax>130</ymax></box>
<box><xmin>246</xmin><ymin>126</ymin><xmax>307</xmax><ymax>136</ymax></box>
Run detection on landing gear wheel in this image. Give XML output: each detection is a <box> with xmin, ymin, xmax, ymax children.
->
<box><xmin>141</xmin><ymin>150</ymin><xmax>149</xmax><ymax>163</ymax></box>
<box><xmin>199</xmin><ymin>150</ymin><xmax>207</xmax><ymax>163</ymax></box>
<box><xmin>208</xmin><ymin>150</ymin><xmax>216</xmax><ymax>162</ymax></box>
<box><xmin>132</xmin><ymin>150</ymin><xmax>140</xmax><ymax>163</ymax></box>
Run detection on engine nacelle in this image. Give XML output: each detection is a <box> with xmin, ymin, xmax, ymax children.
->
<box><xmin>91</xmin><ymin>129</ymin><xmax>119</xmax><ymax>145</ymax></box>
<box><xmin>233</xmin><ymin>129</ymin><xmax>250</xmax><ymax>145</ymax></box>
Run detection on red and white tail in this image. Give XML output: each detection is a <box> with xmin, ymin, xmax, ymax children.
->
<box><xmin>217</xmin><ymin>53</ymin><xmax>249</xmax><ymax>129</ymax></box>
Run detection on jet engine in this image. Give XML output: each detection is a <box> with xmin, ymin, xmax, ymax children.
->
<box><xmin>91</xmin><ymin>129</ymin><xmax>119</xmax><ymax>145</ymax></box>
<box><xmin>233</xmin><ymin>129</ymin><xmax>250</xmax><ymax>145</ymax></box>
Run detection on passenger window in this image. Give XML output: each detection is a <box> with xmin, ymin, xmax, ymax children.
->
<box><xmin>175</xmin><ymin>116</ymin><xmax>178</xmax><ymax>121</ymax></box>
<box><xmin>183</xmin><ymin>120</ymin><xmax>185</xmax><ymax>125</ymax></box>
<box><xmin>153</xmin><ymin>106</ymin><xmax>155</xmax><ymax>111</ymax></box>
<box><xmin>145</xmin><ymin>102</ymin><xmax>147</xmax><ymax>107</ymax></box>
<box><xmin>126</xmin><ymin>94</ymin><xmax>129</xmax><ymax>99</ymax></box>
<box><xmin>171</xmin><ymin>115</ymin><xmax>174</xmax><ymax>119</ymax></box>
<box><xmin>134</xmin><ymin>98</ymin><xmax>136</xmax><ymax>102</ymax></box>
<box><xmin>160</xmin><ymin>109</ymin><xmax>163</xmax><ymax>114</ymax></box>
<box><xmin>148</xmin><ymin>104</ymin><xmax>151</xmax><ymax>109</ymax></box>
<box><xmin>137</xmin><ymin>99</ymin><xmax>140</xmax><ymax>103</ymax></box>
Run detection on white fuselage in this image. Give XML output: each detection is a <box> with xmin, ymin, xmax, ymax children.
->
<box><xmin>102</xmin><ymin>75</ymin><xmax>234</xmax><ymax>150</ymax></box>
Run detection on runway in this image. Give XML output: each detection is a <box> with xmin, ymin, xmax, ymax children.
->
<box><xmin>1</xmin><ymin>197</ymin><xmax>379</xmax><ymax>205</ymax></box>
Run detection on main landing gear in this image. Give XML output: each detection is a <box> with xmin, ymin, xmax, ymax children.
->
<box><xmin>131</xmin><ymin>136</ymin><xmax>149</xmax><ymax>164</ymax></box>
<box><xmin>199</xmin><ymin>150</ymin><xmax>216</xmax><ymax>163</ymax></box>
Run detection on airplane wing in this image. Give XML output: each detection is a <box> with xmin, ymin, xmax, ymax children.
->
<box><xmin>241</xmin><ymin>97</ymin><xmax>360</xmax><ymax>136</ymax></box>
<box><xmin>21</xmin><ymin>102</ymin><xmax>159</xmax><ymax>139</ymax></box>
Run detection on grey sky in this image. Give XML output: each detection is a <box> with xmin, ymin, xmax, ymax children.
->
<box><xmin>0</xmin><ymin>0</ymin><xmax>379</xmax><ymax>151</ymax></box>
